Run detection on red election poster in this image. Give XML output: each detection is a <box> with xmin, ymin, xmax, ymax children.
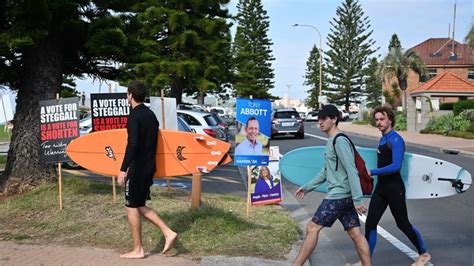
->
<box><xmin>39</xmin><ymin>97</ymin><xmax>79</xmax><ymax>163</ymax></box>
<box><xmin>90</xmin><ymin>93</ymin><xmax>130</xmax><ymax>132</ymax></box>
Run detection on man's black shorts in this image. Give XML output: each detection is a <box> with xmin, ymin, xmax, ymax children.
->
<box><xmin>124</xmin><ymin>167</ymin><xmax>153</xmax><ymax>208</ymax></box>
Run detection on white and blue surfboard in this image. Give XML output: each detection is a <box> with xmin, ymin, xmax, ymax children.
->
<box><xmin>279</xmin><ymin>146</ymin><xmax>472</xmax><ymax>199</ymax></box>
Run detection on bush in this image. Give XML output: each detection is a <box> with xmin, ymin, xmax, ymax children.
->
<box><xmin>394</xmin><ymin>111</ymin><xmax>406</xmax><ymax>131</ymax></box>
<box><xmin>439</xmin><ymin>102</ymin><xmax>455</xmax><ymax>110</ymax></box>
<box><xmin>453</xmin><ymin>100</ymin><xmax>474</xmax><ymax>116</ymax></box>
<box><xmin>425</xmin><ymin>112</ymin><xmax>470</xmax><ymax>133</ymax></box>
<box><xmin>361</xmin><ymin>110</ymin><xmax>376</xmax><ymax>126</ymax></box>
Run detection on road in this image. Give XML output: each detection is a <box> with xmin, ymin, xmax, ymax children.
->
<box><xmin>274</xmin><ymin>121</ymin><xmax>473</xmax><ymax>265</ymax></box>
<box><xmin>63</xmin><ymin>121</ymin><xmax>473</xmax><ymax>265</ymax></box>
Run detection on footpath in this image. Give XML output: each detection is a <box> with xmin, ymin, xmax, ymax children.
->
<box><xmin>1</xmin><ymin>123</ymin><xmax>472</xmax><ymax>265</ymax></box>
<box><xmin>339</xmin><ymin>123</ymin><xmax>474</xmax><ymax>156</ymax></box>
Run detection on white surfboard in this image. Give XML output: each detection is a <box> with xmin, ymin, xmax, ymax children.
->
<box><xmin>280</xmin><ymin>147</ymin><xmax>472</xmax><ymax>199</ymax></box>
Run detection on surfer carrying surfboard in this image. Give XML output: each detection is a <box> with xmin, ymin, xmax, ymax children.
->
<box><xmin>293</xmin><ymin>105</ymin><xmax>371</xmax><ymax>266</ymax></box>
<box><xmin>365</xmin><ymin>106</ymin><xmax>431</xmax><ymax>266</ymax></box>
<box><xmin>117</xmin><ymin>81</ymin><xmax>177</xmax><ymax>259</ymax></box>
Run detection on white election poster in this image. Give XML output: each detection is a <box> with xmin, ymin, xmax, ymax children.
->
<box><xmin>149</xmin><ymin>97</ymin><xmax>178</xmax><ymax>130</ymax></box>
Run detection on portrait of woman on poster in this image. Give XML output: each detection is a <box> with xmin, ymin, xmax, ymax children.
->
<box><xmin>254</xmin><ymin>166</ymin><xmax>275</xmax><ymax>194</ymax></box>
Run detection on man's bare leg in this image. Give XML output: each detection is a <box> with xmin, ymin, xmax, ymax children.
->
<box><xmin>347</xmin><ymin>227</ymin><xmax>371</xmax><ymax>266</ymax></box>
<box><xmin>120</xmin><ymin>207</ymin><xmax>145</xmax><ymax>259</ymax></box>
<box><xmin>293</xmin><ymin>222</ymin><xmax>323</xmax><ymax>266</ymax></box>
<box><xmin>138</xmin><ymin>206</ymin><xmax>178</xmax><ymax>253</ymax></box>
<box><xmin>412</xmin><ymin>252</ymin><xmax>431</xmax><ymax>266</ymax></box>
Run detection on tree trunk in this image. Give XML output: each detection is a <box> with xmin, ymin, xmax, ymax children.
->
<box><xmin>2</xmin><ymin>39</ymin><xmax>63</xmax><ymax>195</ymax></box>
<box><xmin>170</xmin><ymin>78</ymin><xmax>183</xmax><ymax>105</ymax></box>
<box><xmin>196</xmin><ymin>92</ymin><xmax>205</xmax><ymax>105</ymax></box>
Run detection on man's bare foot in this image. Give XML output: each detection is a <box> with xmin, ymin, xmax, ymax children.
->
<box><xmin>162</xmin><ymin>231</ymin><xmax>178</xmax><ymax>254</ymax></box>
<box><xmin>345</xmin><ymin>261</ymin><xmax>362</xmax><ymax>266</ymax></box>
<box><xmin>120</xmin><ymin>248</ymin><xmax>145</xmax><ymax>259</ymax></box>
<box><xmin>163</xmin><ymin>247</ymin><xmax>179</xmax><ymax>257</ymax></box>
<box><xmin>412</xmin><ymin>252</ymin><xmax>431</xmax><ymax>266</ymax></box>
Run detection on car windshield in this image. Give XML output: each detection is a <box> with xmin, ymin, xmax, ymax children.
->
<box><xmin>274</xmin><ymin>111</ymin><xmax>300</xmax><ymax>119</ymax></box>
<box><xmin>204</xmin><ymin>114</ymin><xmax>219</xmax><ymax>126</ymax></box>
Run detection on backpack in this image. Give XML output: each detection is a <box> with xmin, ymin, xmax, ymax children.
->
<box><xmin>333</xmin><ymin>133</ymin><xmax>373</xmax><ymax>195</ymax></box>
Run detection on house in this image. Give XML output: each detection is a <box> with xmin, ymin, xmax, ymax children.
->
<box><xmin>407</xmin><ymin>38</ymin><xmax>474</xmax><ymax>102</ymax></box>
<box><xmin>382</xmin><ymin>38</ymin><xmax>474</xmax><ymax>107</ymax></box>
<box><xmin>407</xmin><ymin>71</ymin><xmax>474</xmax><ymax>132</ymax></box>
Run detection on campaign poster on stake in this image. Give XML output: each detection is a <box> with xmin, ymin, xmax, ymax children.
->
<box><xmin>39</xmin><ymin>97</ymin><xmax>79</xmax><ymax>163</ymax></box>
<box><xmin>234</xmin><ymin>98</ymin><xmax>271</xmax><ymax>166</ymax></box>
<box><xmin>249</xmin><ymin>159</ymin><xmax>282</xmax><ymax>205</ymax></box>
<box><xmin>90</xmin><ymin>93</ymin><xmax>130</xmax><ymax>132</ymax></box>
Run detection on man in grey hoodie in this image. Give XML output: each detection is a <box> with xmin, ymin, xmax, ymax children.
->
<box><xmin>293</xmin><ymin>105</ymin><xmax>371</xmax><ymax>266</ymax></box>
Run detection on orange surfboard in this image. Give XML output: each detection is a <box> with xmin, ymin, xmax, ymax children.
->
<box><xmin>66</xmin><ymin>129</ymin><xmax>232</xmax><ymax>177</ymax></box>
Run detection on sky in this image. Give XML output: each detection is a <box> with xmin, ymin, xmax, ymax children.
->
<box><xmin>74</xmin><ymin>0</ymin><xmax>473</xmax><ymax>101</ymax></box>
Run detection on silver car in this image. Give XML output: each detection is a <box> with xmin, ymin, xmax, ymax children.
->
<box><xmin>177</xmin><ymin>109</ymin><xmax>228</xmax><ymax>141</ymax></box>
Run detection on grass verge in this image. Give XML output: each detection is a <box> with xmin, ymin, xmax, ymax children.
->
<box><xmin>0</xmin><ymin>176</ymin><xmax>299</xmax><ymax>259</ymax></box>
<box><xmin>0</xmin><ymin>125</ymin><xmax>11</xmax><ymax>142</ymax></box>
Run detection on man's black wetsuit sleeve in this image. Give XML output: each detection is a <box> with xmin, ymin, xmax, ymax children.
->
<box><xmin>120</xmin><ymin>115</ymin><xmax>140</xmax><ymax>172</ymax></box>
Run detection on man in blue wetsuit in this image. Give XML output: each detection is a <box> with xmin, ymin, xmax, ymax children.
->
<box><xmin>365</xmin><ymin>106</ymin><xmax>431</xmax><ymax>266</ymax></box>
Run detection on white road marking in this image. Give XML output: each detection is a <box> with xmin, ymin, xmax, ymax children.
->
<box><xmin>290</xmin><ymin>133</ymin><xmax>433</xmax><ymax>265</ymax></box>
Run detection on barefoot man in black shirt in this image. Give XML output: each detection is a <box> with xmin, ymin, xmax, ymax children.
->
<box><xmin>117</xmin><ymin>81</ymin><xmax>177</xmax><ymax>259</ymax></box>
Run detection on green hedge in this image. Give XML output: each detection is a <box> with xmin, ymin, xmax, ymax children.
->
<box><xmin>453</xmin><ymin>100</ymin><xmax>474</xmax><ymax>116</ymax></box>
<box><xmin>425</xmin><ymin>112</ymin><xmax>470</xmax><ymax>132</ymax></box>
<box><xmin>439</xmin><ymin>102</ymin><xmax>455</xmax><ymax>110</ymax></box>
<box><xmin>394</xmin><ymin>111</ymin><xmax>406</xmax><ymax>131</ymax></box>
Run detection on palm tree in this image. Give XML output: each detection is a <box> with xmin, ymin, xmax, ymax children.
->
<box><xmin>465</xmin><ymin>25</ymin><xmax>474</xmax><ymax>50</ymax></box>
<box><xmin>377</xmin><ymin>47</ymin><xmax>426</xmax><ymax>110</ymax></box>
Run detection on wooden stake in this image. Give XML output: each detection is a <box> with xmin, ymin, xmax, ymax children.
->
<box><xmin>246</xmin><ymin>166</ymin><xmax>252</xmax><ymax>218</ymax></box>
<box><xmin>191</xmin><ymin>173</ymin><xmax>202</xmax><ymax>209</ymax></box>
<box><xmin>58</xmin><ymin>163</ymin><xmax>63</xmax><ymax>210</ymax></box>
<box><xmin>112</xmin><ymin>176</ymin><xmax>117</xmax><ymax>204</ymax></box>
<box><xmin>109</xmin><ymin>83</ymin><xmax>117</xmax><ymax>203</ymax></box>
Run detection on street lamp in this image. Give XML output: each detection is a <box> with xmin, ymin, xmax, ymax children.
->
<box><xmin>293</xmin><ymin>23</ymin><xmax>323</xmax><ymax>109</ymax></box>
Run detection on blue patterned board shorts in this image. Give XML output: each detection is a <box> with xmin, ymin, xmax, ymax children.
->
<box><xmin>312</xmin><ymin>197</ymin><xmax>360</xmax><ymax>231</ymax></box>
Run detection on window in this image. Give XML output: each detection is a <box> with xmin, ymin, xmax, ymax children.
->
<box><xmin>274</xmin><ymin>111</ymin><xmax>300</xmax><ymax>119</ymax></box>
<box><xmin>468</xmin><ymin>69</ymin><xmax>474</xmax><ymax>81</ymax></box>
<box><xmin>420</xmin><ymin>68</ymin><xmax>437</xmax><ymax>82</ymax></box>
<box><xmin>178</xmin><ymin>113</ymin><xmax>201</xmax><ymax>126</ymax></box>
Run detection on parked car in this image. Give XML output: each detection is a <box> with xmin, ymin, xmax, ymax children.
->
<box><xmin>340</xmin><ymin>109</ymin><xmax>350</xmax><ymax>121</ymax></box>
<box><xmin>298</xmin><ymin>112</ymin><xmax>306</xmax><ymax>120</ymax></box>
<box><xmin>271</xmin><ymin>108</ymin><xmax>304</xmax><ymax>139</ymax></box>
<box><xmin>177</xmin><ymin>109</ymin><xmax>228</xmax><ymax>142</ymax></box>
<box><xmin>177</xmin><ymin>116</ymin><xmax>195</xmax><ymax>133</ymax></box>
<box><xmin>79</xmin><ymin>115</ymin><xmax>92</xmax><ymax>135</ymax></box>
<box><xmin>305</xmin><ymin>110</ymin><xmax>319</xmax><ymax>121</ymax></box>
<box><xmin>209</xmin><ymin>107</ymin><xmax>227</xmax><ymax>117</ymax></box>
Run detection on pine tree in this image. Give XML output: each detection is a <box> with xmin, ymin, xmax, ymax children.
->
<box><xmin>388</xmin><ymin>33</ymin><xmax>402</xmax><ymax>50</ymax></box>
<box><xmin>0</xmin><ymin>1</ymin><xmax>133</xmax><ymax>192</ymax></box>
<box><xmin>325</xmin><ymin>0</ymin><xmax>377</xmax><ymax>110</ymax></box>
<box><xmin>119</xmin><ymin>0</ymin><xmax>233</xmax><ymax>104</ymax></box>
<box><xmin>233</xmin><ymin>0</ymin><xmax>275</xmax><ymax>99</ymax></box>
<box><xmin>364</xmin><ymin>58</ymin><xmax>382</xmax><ymax>108</ymax></box>
<box><xmin>304</xmin><ymin>45</ymin><xmax>328</xmax><ymax>108</ymax></box>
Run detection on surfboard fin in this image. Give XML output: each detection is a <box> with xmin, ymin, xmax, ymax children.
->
<box><xmin>194</xmin><ymin>136</ymin><xmax>205</xmax><ymax>141</ymax></box>
<box><xmin>197</xmin><ymin>166</ymin><xmax>209</xmax><ymax>173</ymax></box>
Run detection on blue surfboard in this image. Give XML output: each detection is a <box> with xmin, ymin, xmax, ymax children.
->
<box><xmin>279</xmin><ymin>146</ymin><xmax>471</xmax><ymax>199</ymax></box>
